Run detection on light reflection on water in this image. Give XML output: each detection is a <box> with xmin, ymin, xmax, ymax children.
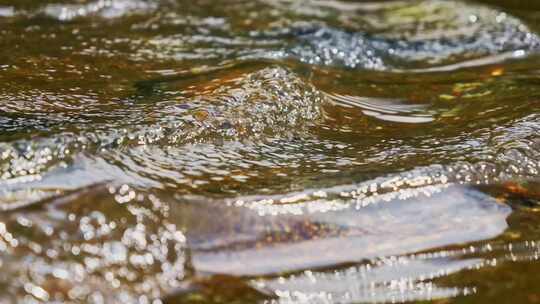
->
<box><xmin>0</xmin><ymin>0</ymin><xmax>540</xmax><ymax>303</ymax></box>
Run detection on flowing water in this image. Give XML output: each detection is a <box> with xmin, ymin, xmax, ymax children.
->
<box><xmin>1</xmin><ymin>0</ymin><xmax>540</xmax><ymax>303</ymax></box>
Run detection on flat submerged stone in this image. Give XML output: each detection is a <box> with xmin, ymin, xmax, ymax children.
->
<box><xmin>185</xmin><ymin>185</ymin><xmax>511</xmax><ymax>276</ymax></box>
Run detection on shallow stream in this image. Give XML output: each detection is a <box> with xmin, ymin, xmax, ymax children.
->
<box><xmin>1</xmin><ymin>0</ymin><xmax>540</xmax><ymax>303</ymax></box>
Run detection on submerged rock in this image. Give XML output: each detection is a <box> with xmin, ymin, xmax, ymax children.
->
<box><xmin>180</xmin><ymin>185</ymin><xmax>510</xmax><ymax>276</ymax></box>
<box><xmin>161</xmin><ymin>65</ymin><xmax>325</xmax><ymax>142</ymax></box>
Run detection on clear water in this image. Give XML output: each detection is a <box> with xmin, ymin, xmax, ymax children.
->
<box><xmin>1</xmin><ymin>0</ymin><xmax>540</xmax><ymax>303</ymax></box>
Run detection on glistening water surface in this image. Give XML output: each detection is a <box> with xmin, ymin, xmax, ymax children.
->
<box><xmin>1</xmin><ymin>0</ymin><xmax>540</xmax><ymax>303</ymax></box>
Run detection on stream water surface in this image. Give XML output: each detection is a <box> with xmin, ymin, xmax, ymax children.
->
<box><xmin>1</xmin><ymin>0</ymin><xmax>540</xmax><ymax>303</ymax></box>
